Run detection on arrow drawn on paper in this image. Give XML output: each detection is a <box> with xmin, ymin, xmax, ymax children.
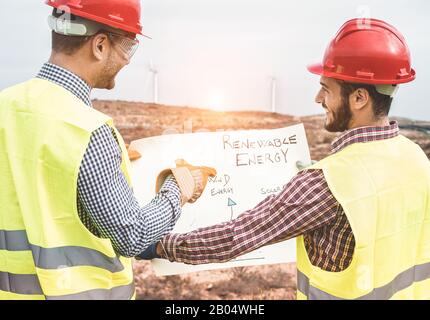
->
<box><xmin>227</xmin><ymin>197</ymin><xmax>237</xmax><ymax>221</ymax></box>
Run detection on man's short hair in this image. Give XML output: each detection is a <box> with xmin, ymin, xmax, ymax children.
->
<box><xmin>339</xmin><ymin>81</ymin><xmax>394</xmax><ymax>118</ymax></box>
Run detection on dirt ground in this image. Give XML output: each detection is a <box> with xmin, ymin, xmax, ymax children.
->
<box><xmin>93</xmin><ymin>100</ymin><xmax>430</xmax><ymax>300</ymax></box>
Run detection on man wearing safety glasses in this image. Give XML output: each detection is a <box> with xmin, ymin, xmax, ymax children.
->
<box><xmin>0</xmin><ymin>0</ymin><xmax>215</xmax><ymax>300</ymax></box>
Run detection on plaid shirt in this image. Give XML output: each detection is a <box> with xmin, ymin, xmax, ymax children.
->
<box><xmin>37</xmin><ymin>63</ymin><xmax>182</xmax><ymax>258</ymax></box>
<box><xmin>161</xmin><ymin>122</ymin><xmax>400</xmax><ymax>272</ymax></box>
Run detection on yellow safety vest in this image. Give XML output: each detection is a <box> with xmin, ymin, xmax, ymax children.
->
<box><xmin>0</xmin><ymin>78</ymin><xmax>135</xmax><ymax>300</ymax></box>
<box><xmin>297</xmin><ymin>135</ymin><xmax>430</xmax><ymax>300</ymax></box>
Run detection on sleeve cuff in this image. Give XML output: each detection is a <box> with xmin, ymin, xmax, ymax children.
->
<box><xmin>162</xmin><ymin>233</ymin><xmax>181</xmax><ymax>262</ymax></box>
<box><xmin>159</xmin><ymin>175</ymin><xmax>182</xmax><ymax>222</ymax></box>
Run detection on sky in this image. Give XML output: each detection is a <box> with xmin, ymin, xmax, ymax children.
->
<box><xmin>1</xmin><ymin>0</ymin><xmax>429</xmax><ymax>120</ymax></box>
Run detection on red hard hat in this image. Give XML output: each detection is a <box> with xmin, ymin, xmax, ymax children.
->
<box><xmin>308</xmin><ymin>18</ymin><xmax>416</xmax><ymax>85</ymax></box>
<box><xmin>45</xmin><ymin>0</ymin><xmax>144</xmax><ymax>36</ymax></box>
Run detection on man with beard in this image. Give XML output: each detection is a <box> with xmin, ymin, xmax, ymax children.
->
<box><xmin>140</xmin><ymin>19</ymin><xmax>430</xmax><ymax>300</ymax></box>
<box><xmin>0</xmin><ymin>0</ymin><xmax>215</xmax><ymax>299</ymax></box>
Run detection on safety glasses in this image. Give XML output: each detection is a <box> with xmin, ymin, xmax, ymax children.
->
<box><xmin>106</xmin><ymin>32</ymin><xmax>140</xmax><ymax>59</ymax></box>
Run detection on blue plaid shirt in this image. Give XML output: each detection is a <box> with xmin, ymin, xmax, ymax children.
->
<box><xmin>37</xmin><ymin>63</ymin><xmax>182</xmax><ymax>257</ymax></box>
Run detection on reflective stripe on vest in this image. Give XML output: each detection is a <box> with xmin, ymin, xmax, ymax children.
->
<box><xmin>0</xmin><ymin>230</ymin><xmax>123</xmax><ymax>272</ymax></box>
<box><xmin>0</xmin><ymin>230</ymin><xmax>31</xmax><ymax>251</ymax></box>
<box><xmin>0</xmin><ymin>270</ymin><xmax>134</xmax><ymax>299</ymax></box>
<box><xmin>298</xmin><ymin>262</ymin><xmax>430</xmax><ymax>300</ymax></box>
<box><xmin>0</xmin><ymin>271</ymin><xmax>43</xmax><ymax>295</ymax></box>
<box><xmin>45</xmin><ymin>283</ymin><xmax>135</xmax><ymax>300</ymax></box>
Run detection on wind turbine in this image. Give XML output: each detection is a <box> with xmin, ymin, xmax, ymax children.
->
<box><xmin>148</xmin><ymin>60</ymin><xmax>159</xmax><ymax>104</ymax></box>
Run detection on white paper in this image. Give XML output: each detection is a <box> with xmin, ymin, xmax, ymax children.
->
<box><xmin>130</xmin><ymin>124</ymin><xmax>311</xmax><ymax>276</ymax></box>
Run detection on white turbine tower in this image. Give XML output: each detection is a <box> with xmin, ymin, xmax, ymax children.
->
<box><xmin>148</xmin><ymin>60</ymin><xmax>159</xmax><ymax>104</ymax></box>
<box><xmin>270</xmin><ymin>77</ymin><xmax>277</xmax><ymax>113</ymax></box>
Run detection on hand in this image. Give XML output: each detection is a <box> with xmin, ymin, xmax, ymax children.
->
<box><xmin>296</xmin><ymin>160</ymin><xmax>317</xmax><ymax>171</ymax></box>
<box><xmin>156</xmin><ymin>159</ymin><xmax>217</xmax><ymax>205</ymax></box>
<box><xmin>135</xmin><ymin>243</ymin><xmax>160</xmax><ymax>260</ymax></box>
<box><xmin>174</xmin><ymin>159</ymin><xmax>217</xmax><ymax>203</ymax></box>
<box><xmin>126</xmin><ymin>144</ymin><xmax>142</xmax><ymax>161</ymax></box>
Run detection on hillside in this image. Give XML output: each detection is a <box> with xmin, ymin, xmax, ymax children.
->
<box><xmin>93</xmin><ymin>100</ymin><xmax>430</xmax><ymax>160</ymax></box>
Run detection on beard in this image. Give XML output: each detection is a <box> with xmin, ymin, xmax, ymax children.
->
<box><xmin>95</xmin><ymin>54</ymin><xmax>122</xmax><ymax>90</ymax></box>
<box><xmin>323</xmin><ymin>96</ymin><xmax>352</xmax><ymax>132</ymax></box>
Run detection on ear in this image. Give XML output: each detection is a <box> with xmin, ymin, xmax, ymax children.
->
<box><xmin>91</xmin><ymin>33</ymin><xmax>110</xmax><ymax>61</ymax></box>
<box><xmin>349</xmin><ymin>88</ymin><xmax>370</xmax><ymax>111</ymax></box>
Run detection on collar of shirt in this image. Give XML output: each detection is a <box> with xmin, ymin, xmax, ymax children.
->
<box><xmin>36</xmin><ymin>63</ymin><xmax>92</xmax><ymax>107</ymax></box>
<box><xmin>331</xmin><ymin>121</ymin><xmax>400</xmax><ymax>154</ymax></box>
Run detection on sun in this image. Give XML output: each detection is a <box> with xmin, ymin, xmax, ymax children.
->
<box><xmin>207</xmin><ymin>91</ymin><xmax>227</xmax><ymax>111</ymax></box>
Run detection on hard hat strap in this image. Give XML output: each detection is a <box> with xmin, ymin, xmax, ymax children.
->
<box><xmin>48</xmin><ymin>15</ymin><xmax>120</xmax><ymax>36</ymax></box>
